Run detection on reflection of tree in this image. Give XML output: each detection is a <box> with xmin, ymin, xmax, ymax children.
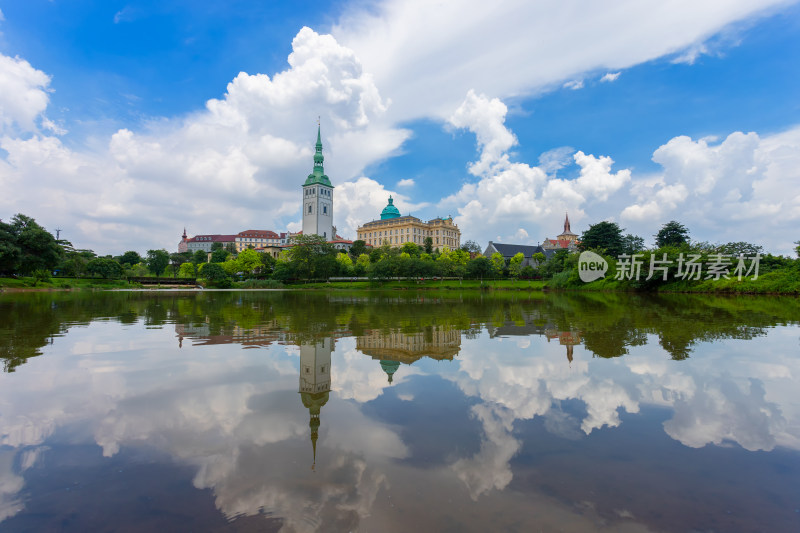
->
<box><xmin>2</xmin><ymin>290</ymin><xmax>798</xmax><ymax>373</ymax></box>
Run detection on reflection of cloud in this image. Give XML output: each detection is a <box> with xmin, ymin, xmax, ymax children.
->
<box><xmin>0</xmin><ymin>450</ymin><xmax>24</xmax><ymax>521</ymax></box>
<box><xmin>664</xmin><ymin>378</ymin><xmax>785</xmax><ymax>451</ymax></box>
<box><xmin>451</xmin><ymin>404</ymin><xmax>520</xmax><ymax>500</ymax></box>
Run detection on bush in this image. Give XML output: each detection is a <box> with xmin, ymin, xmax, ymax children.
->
<box><xmin>239</xmin><ymin>279</ymin><xmax>284</xmax><ymax>289</ymax></box>
<box><xmin>32</xmin><ymin>269</ymin><xmax>51</xmax><ymax>285</ymax></box>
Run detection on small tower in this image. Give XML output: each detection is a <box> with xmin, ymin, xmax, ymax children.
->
<box><xmin>299</xmin><ymin>337</ymin><xmax>332</xmax><ymax>470</ymax></box>
<box><xmin>557</xmin><ymin>212</ymin><xmax>578</xmax><ymax>243</ymax></box>
<box><xmin>178</xmin><ymin>227</ymin><xmax>189</xmax><ymax>253</ymax></box>
<box><xmin>302</xmin><ymin>125</ymin><xmax>334</xmax><ymax>240</ymax></box>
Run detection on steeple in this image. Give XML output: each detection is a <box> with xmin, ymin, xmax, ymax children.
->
<box><xmin>564</xmin><ymin>212</ymin><xmax>571</xmax><ymax>234</ymax></box>
<box><xmin>182</xmin><ymin>227</ymin><xmax>187</xmax><ymax>239</ymax></box>
<box><xmin>304</xmin><ymin>124</ymin><xmax>332</xmax><ymax>187</ymax></box>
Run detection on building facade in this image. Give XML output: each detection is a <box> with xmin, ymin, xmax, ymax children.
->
<box><xmin>186</xmin><ymin>234</ymin><xmax>237</xmax><ymax>253</ymax></box>
<box><xmin>235</xmin><ymin>229</ymin><xmax>287</xmax><ymax>252</ymax></box>
<box><xmin>302</xmin><ymin>126</ymin><xmax>334</xmax><ymax>241</ymax></box>
<box><xmin>483</xmin><ymin>242</ymin><xmax>553</xmax><ymax>266</ymax></box>
<box><xmin>356</xmin><ymin>196</ymin><xmax>461</xmax><ymax>249</ymax></box>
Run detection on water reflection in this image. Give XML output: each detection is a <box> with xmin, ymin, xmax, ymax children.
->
<box><xmin>0</xmin><ymin>291</ymin><xmax>799</xmax><ymax>532</ymax></box>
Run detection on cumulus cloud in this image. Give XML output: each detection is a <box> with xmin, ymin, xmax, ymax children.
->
<box><xmin>334</xmin><ymin>0</ymin><xmax>786</xmax><ymax>121</ymax></box>
<box><xmin>0</xmin><ymin>27</ymin><xmax>409</xmax><ymax>253</ymax></box>
<box><xmin>622</xmin><ymin>127</ymin><xmax>800</xmax><ymax>252</ymax></box>
<box><xmin>442</xmin><ymin>91</ymin><xmax>630</xmax><ymax>245</ymax></box>
<box><xmin>0</xmin><ymin>53</ymin><xmax>51</xmax><ymax>134</ymax></box>
<box><xmin>397</xmin><ymin>178</ymin><xmax>414</xmax><ymax>187</ymax></box>
<box><xmin>600</xmin><ymin>72</ymin><xmax>621</xmax><ymax>82</ymax></box>
<box><xmin>563</xmin><ymin>79</ymin><xmax>584</xmax><ymax>90</ymax></box>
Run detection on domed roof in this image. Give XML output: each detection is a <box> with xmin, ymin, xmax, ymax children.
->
<box><xmin>380</xmin><ymin>360</ymin><xmax>401</xmax><ymax>383</ymax></box>
<box><xmin>380</xmin><ymin>196</ymin><xmax>401</xmax><ymax>220</ymax></box>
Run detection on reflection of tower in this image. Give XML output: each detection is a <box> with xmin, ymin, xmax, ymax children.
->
<box><xmin>380</xmin><ymin>360</ymin><xmax>400</xmax><ymax>383</ymax></box>
<box><xmin>545</xmin><ymin>329</ymin><xmax>582</xmax><ymax>365</ymax></box>
<box><xmin>299</xmin><ymin>338</ymin><xmax>331</xmax><ymax>470</ymax></box>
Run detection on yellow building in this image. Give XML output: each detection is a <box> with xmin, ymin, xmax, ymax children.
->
<box><xmin>356</xmin><ymin>196</ymin><xmax>461</xmax><ymax>249</ymax></box>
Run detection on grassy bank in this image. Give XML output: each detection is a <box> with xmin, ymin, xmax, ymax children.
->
<box><xmin>292</xmin><ymin>279</ymin><xmax>547</xmax><ymax>291</ymax></box>
<box><xmin>0</xmin><ymin>277</ymin><xmax>139</xmax><ymax>290</ymax></box>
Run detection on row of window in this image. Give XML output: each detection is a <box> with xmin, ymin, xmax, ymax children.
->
<box><xmin>304</xmin><ymin>187</ymin><xmax>331</xmax><ymax>197</ymax></box>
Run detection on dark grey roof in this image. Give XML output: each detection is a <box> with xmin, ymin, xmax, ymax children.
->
<box><xmin>484</xmin><ymin>242</ymin><xmax>548</xmax><ymax>258</ymax></box>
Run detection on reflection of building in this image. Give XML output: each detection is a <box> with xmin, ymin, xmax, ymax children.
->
<box><xmin>299</xmin><ymin>338</ymin><xmax>332</xmax><ymax>470</ymax></box>
<box><xmin>545</xmin><ymin>329</ymin><xmax>583</xmax><ymax>364</ymax></box>
<box><xmin>357</xmin><ymin>326</ymin><xmax>461</xmax><ymax>383</ymax></box>
<box><xmin>356</xmin><ymin>196</ymin><xmax>461</xmax><ymax>249</ymax></box>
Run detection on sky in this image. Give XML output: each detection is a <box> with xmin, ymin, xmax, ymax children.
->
<box><xmin>1</xmin><ymin>0</ymin><xmax>799</xmax><ymax>255</ymax></box>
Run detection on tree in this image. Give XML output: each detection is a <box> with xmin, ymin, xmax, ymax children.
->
<box><xmin>193</xmin><ymin>249</ymin><xmax>208</xmax><ymax>265</ymax></box>
<box><xmin>118</xmin><ymin>251</ymin><xmax>143</xmax><ymax>267</ymax></box>
<box><xmin>532</xmin><ymin>252</ymin><xmax>546</xmax><ymax>265</ymax></box>
<box><xmin>460</xmin><ymin>240</ymin><xmax>481</xmax><ymax>254</ymax></box>
<box><xmin>260</xmin><ymin>252</ymin><xmax>276</xmax><ymax>276</ymax></box>
<box><xmin>146</xmin><ymin>249</ymin><xmax>170</xmax><ymax>277</ymax></box>
<box><xmin>178</xmin><ymin>262</ymin><xmax>197</xmax><ymax>277</ymax></box>
<box><xmin>466</xmin><ymin>256</ymin><xmax>493</xmax><ymax>279</ymax></box>
<box><xmin>654</xmin><ymin>221</ymin><xmax>689</xmax><ymax>247</ymax></box>
<box><xmin>580</xmin><ymin>221</ymin><xmax>624</xmax><ymax>257</ymax></box>
<box><xmin>336</xmin><ymin>252</ymin><xmax>354</xmax><ymax>275</ymax></box>
<box><xmin>622</xmin><ymin>234</ymin><xmax>645</xmax><ymax>255</ymax></box>
<box><xmin>169</xmin><ymin>252</ymin><xmax>190</xmax><ymax>277</ymax></box>
<box><xmin>200</xmin><ymin>262</ymin><xmax>232</xmax><ymax>288</ymax></box>
<box><xmin>349</xmin><ymin>240</ymin><xmax>367</xmax><ymax>259</ymax></box>
<box><xmin>237</xmin><ymin>249</ymin><xmax>262</xmax><ymax>276</ymax></box>
<box><xmin>286</xmin><ymin>234</ymin><xmax>338</xmax><ymax>279</ymax></box>
<box><xmin>211</xmin><ymin>242</ymin><xmax>223</xmax><ymax>251</ymax></box>
<box><xmin>423</xmin><ymin>236</ymin><xmax>433</xmax><ymax>254</ymax></box>
<box><xmin>795</xmin><ymin>241</ymin><xmax>800</xmax><ymax>258</ymax></box>
<box><xmin>354</xmin><ymin>253</ymin><xmax>370</xmax><ymax>276</ymax></box>
<box><xmin>400</xmin><ymin>242</ymin><xmax>421</xmax><ymax>257</ymax></box>
<box><xmin>489</xmin><ymin>252</ymin><xmax>505</xmax><ymax>277</ymax></box>
<box><xmin>210</xmin><ymin>248</ymin><xmax>229</xmax><ymax>263</ymax></box>
<box><xmin>717</xmin><ymin>242</ymin><xmax>763</xmax><ymax>256</ymax></box>
<box><xmin>86</xmin><ymin>258</ymin><xmax>124</xmax><ymax>279</ymax></box>
<box><xmin>225</xmin><ymin>242</ymin><xmax>237</xmax><ymax>253</ymax></box>
<box><xmin>0</xmin><ymin>219</ymin><xmax>21</xmax><ymax>275</ymax></box>
<box><xmin>509</xmin><ymin>252</ymin><xmax>524</xmax><ymax>279</ymax></box>
<box><xmin>8</xmin><ymin>214</ymin><xmax>63</xmax><ymax>275</ymax></box>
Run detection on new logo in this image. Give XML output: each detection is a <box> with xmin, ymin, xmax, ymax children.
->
<box><xmin>578</xmin><ymin>251</ymin><xmax>608</xmax><ymax>282</ymax></box>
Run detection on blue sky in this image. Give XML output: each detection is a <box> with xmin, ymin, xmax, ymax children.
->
<box><xmin>1</xmin><ymin>0</ymin><xmax>799</xmax><ymax>254</ymax></box>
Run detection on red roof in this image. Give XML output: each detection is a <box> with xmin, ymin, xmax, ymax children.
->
<box><xmin>187</xmin><ymin>234</ymin><xmax>237</xmax><ymax>243</ymax></box>
<box><xmin>545</xmin><ymin>239</ymin><xmax>577</xmax><ymax>248</ymax></box>
<box><xmin>237</xmin><ymin>229</ymin><xmax>280</xmax><ymax>239</ymax></box>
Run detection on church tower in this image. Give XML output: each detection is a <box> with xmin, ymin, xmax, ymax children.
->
<box><xmin>302</xmin><ymin>126</ymin><xmax>334</xmax><ymax>240</ymax></box>
<box><xmin>299</xmin><ymin>337</ymin><xmax>332</xmax><ymax>470</ymax></box>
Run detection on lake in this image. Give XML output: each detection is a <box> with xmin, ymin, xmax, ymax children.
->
<box><xmin>1</xmin><ymin>290</ymin><xmax>799</xmax><ymax>532</ymax></box>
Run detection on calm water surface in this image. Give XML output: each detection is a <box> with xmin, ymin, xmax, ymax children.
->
<box><xmin>0</xmin><ymin>290</ymin><xmax>799</xmax><ymax>532</ymax></box>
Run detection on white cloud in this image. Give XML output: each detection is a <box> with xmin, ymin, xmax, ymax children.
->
<box><xmin>397</xmin><ymin>178</ymin><xmax>414</xmax><ymax>187</ymax></box>
<box><xmin>622</xmin><ymin>127</ymin><xmax>800</xmax><ymax>252</ymax></box>
<box><xmin>0</xmin><ymin>53</ymin><xmax>51</xmax><ymax>134</ymax></box>
<box><xmin>442</xmin><ymin>91</ymin><xmax>629</xmax><ymax>245</ymax></box>
<box><xmin>0</xmin><ymin>27</ymin><xmax>409</xmax><ymax>253</ymax></box>
<box><xmin>600</xmin><ymin>71</ymin><xmax>621</xmax><ymax>82</ymax></box>
<box><xmin>334</xmin><ymin>0</ymin><xmax>787</xmax><ymax>121</ymax></box>
<box><xmin>563</xmin><ymin>79</ymin><xmax>584</xmax><ymax>90</ymax></box>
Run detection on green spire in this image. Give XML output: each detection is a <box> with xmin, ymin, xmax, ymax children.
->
<box><xmin>304</xmin><ymin>124</ymin><xmax>333</xmax><ymax>187</ymax></box>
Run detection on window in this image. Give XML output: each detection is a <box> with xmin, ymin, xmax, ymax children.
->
<box><xmin>308</xmin><ymin>205</ymin><xmax>312</xmax><ymax>214</ymax></box>
<box><xmin>323</xmin><ymin>206</ymin><xmax>327</xmax><ymax>214</ymax></box>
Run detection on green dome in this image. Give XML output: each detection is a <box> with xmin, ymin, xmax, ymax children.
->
<box><xmin>380</xmin><ymin>196</ymin><xmax>401</xmax><ymax>220</ymax></box>
<box><xmin>380</xmin><ymin>360</ymin><xmax>401</xmax><ymax>383</ymax></box>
